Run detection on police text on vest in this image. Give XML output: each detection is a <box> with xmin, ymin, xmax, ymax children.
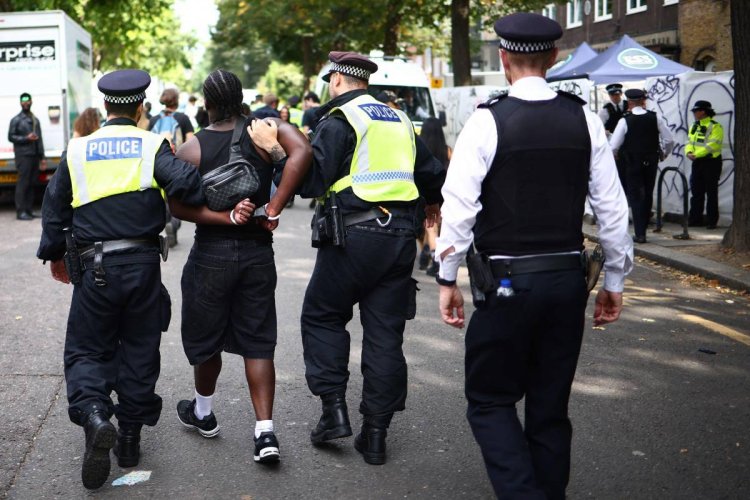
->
<box><xmin>86</xmin><ymin>138</ymin><xmax>143</xmax><ymax>161</ymax></box>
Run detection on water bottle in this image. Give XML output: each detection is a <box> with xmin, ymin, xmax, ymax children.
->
<box><xmin>496</xmin><ymin>278</ymin><xmax>515</xmax><ymax>298</ymax></box>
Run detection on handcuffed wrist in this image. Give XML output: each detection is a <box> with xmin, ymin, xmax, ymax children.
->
<box><xmin>229</xmin><ymin>209</ymin><xmax>239</xmax><ymax>225</ymax></box>
<box><xmin>264</xmin><ymin>203</ymin><xmax>281</xmax><ymax>221</ymax></box>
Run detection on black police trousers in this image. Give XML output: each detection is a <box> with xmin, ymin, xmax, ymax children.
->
<box><xmin>301</xmin><ymin>221</ymin><xmax>417</xmax><ymax>417</ymax></box>
<box><xmin>465</xmin><ymin>268</ymin><xmax>588</xmax><ymax>500</ymax></box>
<box><xmin>64</xmin><ymin>252</ymin><xmax>169</xmax><ymax>427</ymax></box>
<box><xmin>689</xmin><ymin>155</ymin><xmax>722</xmax><ymax>227</ymax></box>
<box><xmin>621</xmin><ymin>152</ymin><xmax>658</xmax><ymax>239</ymax></box>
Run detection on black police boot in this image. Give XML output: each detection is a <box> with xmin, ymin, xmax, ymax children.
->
<box><xmin>354</xmin><ymin>413</ymin><xmax>392</xmax><ymax>465</ymax></box>
<box><xmin>310</xmin><ymin>393</ymin><xmax>352</xmax><ymax>444</ymax></box>
<box><xmin>81</xmin><ymin>410</ymin><xmax>117</xmax><ymax>490</ymax></box>
<box><xmin>114</xmin><ymin>423</ymin><xmax>142</xmax><ymax>468</ymax></box>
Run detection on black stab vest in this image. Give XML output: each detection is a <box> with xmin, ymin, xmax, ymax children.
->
<box><xmin>603</xmin><ymin>102</ymin><xmax>624</xmax><ymax>133</ymax></box>
<box><xmin>474</xmin><ymin>92</ymin><xmax>591</xmax><ymax>256</ymax></box>
<box><xmin>620</xmin><ymin>111</ymin><xmax>659</xmax><ymax>154</ymax></box>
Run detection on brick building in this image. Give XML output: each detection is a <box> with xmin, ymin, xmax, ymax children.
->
<box><xmin>679</xmin><ymin>0</ymin><xmax>733</xmax><ymax>71</ymax></box>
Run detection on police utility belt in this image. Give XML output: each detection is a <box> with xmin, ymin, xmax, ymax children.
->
<box><xmin>465</xmin><ymin>245</ymin><xmax>604</xmax><ymax>307</ymax></box>
<box><xmin>63</xmin><ymin>227</ymin><xmax>168</xmax><ymax>287</ymax></box>
<box><xmin>310</xmin><ymin>191</ymin><xmax>410</xmax><ymax>248</ymax></box>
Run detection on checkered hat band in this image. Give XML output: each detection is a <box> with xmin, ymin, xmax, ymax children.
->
<box><xmin>330</xmin><ymin>62</ymin><xmax>370</xmax><ymax>81</ymax></box>
<box><xmin>499</xmin><ymin>38</ymin><xmax>555</xmax><ymax>53</ymax></box>
<box><xmin>103</xmin><ymin>92</ymin><xmax>146</xmax><ymax>104</ymax></box>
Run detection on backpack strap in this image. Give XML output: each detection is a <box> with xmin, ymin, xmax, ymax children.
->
<box><xmin>228</xmin><ymin>117</ymin><xmax>245</xmax><ymax>162</ymax></box>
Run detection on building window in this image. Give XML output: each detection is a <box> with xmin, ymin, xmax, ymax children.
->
<box><xmin>627</xmin><ymin>0</ymin><xmax>648</xmax><ymax>14</ymax></box>
<box><xmin>567</xmin><ymin>0</ymin><xmax>583</xmax><ymax>28</ymax></box>
<box><xmin>595</xmin><ymin>0</ymin><xmax>613</xmax><ymax>21</ymax></box>
<box><xmin>542</xmin><ymin>3</ymin><xmax>557</xmax><ymax>20</ymax></box>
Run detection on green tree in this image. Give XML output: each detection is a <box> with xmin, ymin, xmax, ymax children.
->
<box><xmin>0</xmin><ymin>0</ymin><xmax>194</xmax><ymax>81</ymax></box>
<box><xmin>258</xmin><ymin>61</ymin><xmax>305</xmax><ymax>99</ymax></box>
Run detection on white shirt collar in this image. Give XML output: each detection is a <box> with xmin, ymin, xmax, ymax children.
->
<box><xmin>508</xmin><ymin>76</ymin><xmax>558</xmax><ymax>101</ymax></box>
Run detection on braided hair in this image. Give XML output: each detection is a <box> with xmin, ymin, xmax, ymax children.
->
<box><xmin>202</xmin><ymin>69</ymin><xmax>244</xmax><ymax>123</ymax></box>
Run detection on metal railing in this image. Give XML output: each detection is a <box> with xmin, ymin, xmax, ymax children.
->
<box><xmin>653</xmin><ymin>166</ymin><xmax>690</xmax><ymax>240</ymax></box>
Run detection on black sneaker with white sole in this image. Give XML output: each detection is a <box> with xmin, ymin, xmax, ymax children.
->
<box><xmin>177</xmin><ymin>399</ymin><xmax>220</xmax><ymax>438</ymax></box>
<box><xmin>254</xmin><ymin>431</ymin><xmax>280</xmax><ymax>463</ymax></box>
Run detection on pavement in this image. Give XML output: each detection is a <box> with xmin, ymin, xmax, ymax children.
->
<box><xmin>582</xmin><ymin>217</ymin><xmax>750</xmax><ymax>293</ymax></box>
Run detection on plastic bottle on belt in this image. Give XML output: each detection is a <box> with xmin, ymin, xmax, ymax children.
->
<box><xmin>496</xmin><ymin>278</ymin><xmax>515</xmax><ymax>298</ymax></box>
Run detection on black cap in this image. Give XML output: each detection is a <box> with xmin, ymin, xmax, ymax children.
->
<box><xmin>606</xmin><ymin>83</ymin><xmax>623</xmax><ymax>95</ymax></box>
<box><xmin>98</xmin><ymin>69</ymin><xmax>151</xmax><ymax>104</ymax></box>
<box><xmin>20</xmin><ymin>92</ymin><xmax>32</xmax><ymax>102</ymax></box>
<box><xmin>691</xmin><ymin>100</ymin><xmax>713</xmax><ymax>112</ymax></box>
<box><xmin>322</xmin><ymin>51</ymin><xmax>378</xmax><ymax>82</ymax></box>
<box><xmin>494</xmin><ymin>12</ymin><xmax>562</xmax><ymax>53</ymax></box>
<box><xmin>625</xmin><ymin>88</ymin><xmax>647</xmax><ymax>100</ymax></box>
<box><xmin>288</xmin><ymin>95</ymin><xmax>301</xmax><ymax>107</ymax></box>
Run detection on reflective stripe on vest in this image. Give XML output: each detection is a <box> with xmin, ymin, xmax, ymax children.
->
<box><xmin>688</xmin><ymin>118</ymin><xmax>722</xmax><ymax>159</ymax></box>
<box><xmin>67</xmin><ymin>125</ymin><xmax>165</xmax><ymax>208</ymax></box>
<box><xmin>289</xmin><ymin>107</ymin><xmax>303</xmax><ymax>128</ymax></box>
<box><xmin>328</xmin><ymin>94</ymin><xmax>418</xmax><ymax>202</ymax></box>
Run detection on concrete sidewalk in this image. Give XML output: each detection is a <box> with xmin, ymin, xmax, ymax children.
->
<box><xmin>582</xmin><ymin>218</ymin><xmax>750</xmax><ymax>293</ymax></box>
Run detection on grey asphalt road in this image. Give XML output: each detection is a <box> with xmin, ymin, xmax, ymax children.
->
<box><xmin>1</xmin><ymin>197</ymin><xmax>748</xmax><ymax>499</ymax></box>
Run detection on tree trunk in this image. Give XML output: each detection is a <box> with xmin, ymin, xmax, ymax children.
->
<box><xmin>451</xmin><ymin>0</ymin><xmax>471</xmax><ymax>86</ymax></box>
<box><xmin>383</xmin><ymin>1</ymin><xmax>402</xmax><ymax>56</ymax></box>
<box><xmin>723</xmin><ymin>0</ymin><xmax>750</xmax><ymax>251</ymax></box>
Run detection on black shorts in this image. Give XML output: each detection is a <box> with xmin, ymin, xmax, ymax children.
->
<box><xmin>181</xmin><ymin>239</ymin><xmax>277</xmax><ymax>364</ymax></box>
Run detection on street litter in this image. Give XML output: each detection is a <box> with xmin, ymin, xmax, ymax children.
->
<box><xmin>112</xmin><ymin>471</ymin><xmax>151</xmax><ymax>486</ymax></box>
<box><xmin>697</xmin><ymin>348</ymin><xmax>717</xmax><ymax>355</ymax></box>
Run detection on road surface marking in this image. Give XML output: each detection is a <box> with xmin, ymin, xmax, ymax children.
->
<box><xmin>679</xmin><ymin>314</ymin><xmax>750</xmax><ymax>347</ymax></box>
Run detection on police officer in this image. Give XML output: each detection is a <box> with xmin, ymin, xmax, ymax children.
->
<box><xmin>437</xmin><ymin>13</ymin><xmax>633</xmax><ymax>499</ymax></box>
<box><xmin>610</xmin><ymin>88</ymin><xmax>673</xmax><ymax>243</ymax></box>
<box><xmin>36</xmin><ymin>69</ymin><xmax>252</xmax><ymax>490</ymax></box>
<box><xmin>8</xmin><ymin>92</ymin><xmax>47</xmax><ymax>220</ymax></box>
<box><xmin>251</xmin><ymin>51</ymin><xmax>445</xmax><ymax>465</ymax></box>
<box><xmin>686</xmin><ymin>100</ymin><xmax>724</xmax><ymax>229</ymax></box>
<box><xmin>598</xmin><ymin>83</ymin><xmax>625</xmax><ymax>135</ymax></box>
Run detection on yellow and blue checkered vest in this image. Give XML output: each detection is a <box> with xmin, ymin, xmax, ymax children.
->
<box><xmin>328</xmin><ymin>94</ymin><xmax>418</xmax><ymax>202</ymax></box>
<box><xmin>66</xmin><ymin>125</ymin><xmax>165</xmax><ymax>208</ymax></box>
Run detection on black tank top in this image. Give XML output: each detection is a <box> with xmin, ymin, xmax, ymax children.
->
<box><xmin>194</xmin><ymin>116</ymin><xmax>274</xmax><ymax>243</ymax></box>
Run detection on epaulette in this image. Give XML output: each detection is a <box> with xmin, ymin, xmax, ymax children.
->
<box><xmin>555</xmin><ymin>90</ymin><xmax>586</xmax><ymax>105</ymax></box>
<box><xmin>478</xmin><ymin>90</ymin><xmax>509</xmax><ymax>109</ymax></box>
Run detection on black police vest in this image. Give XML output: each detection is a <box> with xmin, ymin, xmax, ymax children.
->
<box><xmin>603</xmin><ymin>102</ymin><xmax>624</xmax><ymax>133</ymax></box>
<box><xmin>620</xmin><ymin>111</ymin><xmax>659</xmax><ymax>154</ymax></box>
<box><xmin>475</xmin><ymin>92</ymin><xmax>591</xmax><ymax>256</ymax></box>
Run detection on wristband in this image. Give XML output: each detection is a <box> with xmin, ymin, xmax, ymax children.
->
<box><xmin>229</xmin><ymin>209</ymin><xmax>239</xmax><ymax>225</ymax></box>
<box><xmin>435</xmin><ymin>276</ymin><xmax>456</xmax><ymax>287</ymax></box>
<box><xmin>264</xmin><ymin>203</ymin><xmax>281</xmax><ymax>221</ymax></box>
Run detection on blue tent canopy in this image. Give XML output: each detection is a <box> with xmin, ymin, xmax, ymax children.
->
<box><xmin>546</xmin><ymin>35</ymin><xmax>691</xmax><ymax>84</ymax></box>
<box><xmin>546</xmin><ymin>42</ymin><xmax>597</xmax><ymax>81</ymax></box>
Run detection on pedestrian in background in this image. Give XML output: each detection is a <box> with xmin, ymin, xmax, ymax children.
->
<box><xmin>171</xmin><ymin>69</ymin><xmax>311</xmax><ymax>465</ymax></box>
<box><xmin>609</xmin><ymin>88</ymin><xmax>673</xmax><ymax>243</ymax></box>
<box><xmin>417</xmin><ymin>117</ymin><xmax>451</xmax><ymax>277</ymax></box>
<box><xmin>686</xmin><ymin>100</ymin><xmax>724</xmax><ymax>229</ymax></box>
<box><xmin>301</xmin><ymin>91</ymin><xmax>321</xmax><ymax>136</ymax></box>
<box><xmin>72</xmin><ymin>108</ymin><xmax>101</xmax><ymax>138</ymax></box>
<box><xmin>253</xmin><ymin>93</ymin><xmax>280</xmax><ymax>119</ymax></box>
<box><xmin>250</xmin><ymin>51</ymin><xmax>445</xmax><ymax>466</ymax></box>
<box><xmin>437</xmin><ymin>13</ymin><xmax>633</xmax><ymax>499</ymax></box>
<box><xmin>8</xmin><ymin>92</ymin><xmax>46</xmax><ymax>220</ymax></box>
<box><xmin>36</xmin><ymin>69</ymin><xmax>253</xmax><ymax>490</ymax></box>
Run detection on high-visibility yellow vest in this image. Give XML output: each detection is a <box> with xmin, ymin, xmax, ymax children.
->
<box><xmin>289</xmin><ymin>107</ymin><xmax>303</xmax><ymax>128</ymax></box>
<box><xmin>328</xmin><ymin>94</ymin><xmax>418</xmax><ymax>202</ymax></box>
<box><xmin>686</xmin><ymin>116</ymin><xmax>723</xmax><ymax>159</ymax></box>
<box><xmin>66</xmin><ymin>125</ymin><xmax>165</xmax><ymax>208</ymax></box>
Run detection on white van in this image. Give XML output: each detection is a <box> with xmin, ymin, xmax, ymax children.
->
<box><xmin>314</xmin><ymin>55</ymin><xmax>442</xmax><ymax>132</ymax></box>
